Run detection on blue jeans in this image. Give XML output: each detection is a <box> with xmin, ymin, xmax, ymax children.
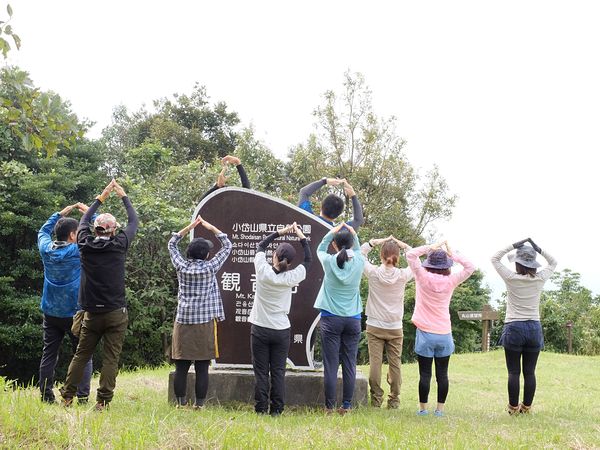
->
<box><xmin>39</xmin><ymin>314</ymin><xmax>93</xmax><ymax>401</ymax></box>
<box><xmin>499</xmin><ymin>320</ymin><xmax>544</xmax><ymax>352</ymax></box>
<box><xmin>320</xmin><ymin>316</ymin><xmax>361</xmax><ymax>409</ymax></box>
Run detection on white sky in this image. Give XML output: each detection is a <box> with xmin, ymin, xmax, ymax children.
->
<box><xmin>6</xmin><ymin>1</ymin><xmax>600</xmax><ymax>299</ymax></box>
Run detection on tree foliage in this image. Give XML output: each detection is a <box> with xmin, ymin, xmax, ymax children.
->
<box><xmin>0</xmin><ymin>4</ymin><xmax>20</xmax><ymax>58</ymax></box>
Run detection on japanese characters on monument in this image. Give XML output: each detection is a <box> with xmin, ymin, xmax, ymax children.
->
<box><xmin>191</xmin><ymin>188</ymin><xmax>331</xmax><ymax>368</ymax></box>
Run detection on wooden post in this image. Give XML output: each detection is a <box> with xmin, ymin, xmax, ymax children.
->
<box><xmin>458</xmin><ymin>304</ymin><xmax>499</xmax><ymax>352</ymax></box>
<box><xmin>566</xmin><ymin>321</ymin><xmax>573</xmax><ymax>354</ymax></box>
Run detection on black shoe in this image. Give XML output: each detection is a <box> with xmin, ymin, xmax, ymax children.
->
<box><xmin>41</xmin><ymin>396</ymin><xmax>56</xmax><ymax>404</ymax></box>
<box><xmin>77</xmin><ymin>396</ymin><xmax>89</xmax><ymax>405</ymax></box>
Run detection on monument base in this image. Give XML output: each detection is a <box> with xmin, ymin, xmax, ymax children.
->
<box><xmin>167</xmin><ymin>368</ymin><xmax>368</xmax><ymax>408</ymax></box>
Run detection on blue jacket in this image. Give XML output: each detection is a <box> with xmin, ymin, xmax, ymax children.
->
<box><xmin>38</xmin><ymin>213</ymin><xmax>81</xmax><ymax>317</ymax></box>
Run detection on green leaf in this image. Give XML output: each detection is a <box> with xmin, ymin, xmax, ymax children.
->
<box><xmin>7</xmin><ymin>4</ymin><xmax>12</xmax><ymax>17</ymax></box>
<box><xmin>4</xmin><ymin>25</ymin><xmax>11</xmax><ymax>35</ymax></box>
<box><xmin>31</xmin><ymin>134</ymin><xmax>42</xmax><ymax>149</ymax></box>
<box><xmin>12</xmin><ymin>34</ymin><xmax>20</xmax><ymax>50</ymax></box>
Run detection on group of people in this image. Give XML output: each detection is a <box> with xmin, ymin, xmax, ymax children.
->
<box><xmin>37</xmin><ymin>155</ymin><xmax>556</xmax><ymax>417</ymax></box>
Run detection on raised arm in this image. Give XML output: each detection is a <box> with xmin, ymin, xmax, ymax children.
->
<box><xmin>490</xmin><ymin>244</ymin><xmax>515</xmax><ymax>280</ymax></box>
<box><xmin>406</xmin><ymin>245</ymin><xmax>431</xmax><ymax>278</ymax></box>
<box><xmin>298</xmin><ymin>178</ymin><xmax>327</xmax><ymax>210</ymax></box>
<box><xmin>293</xmin><ymin>223</ymin><xmax>312</xmax><ymax>269</ymax></box>
<box><xmin>343</xmin><ymin>181</ymin><xmax>364</xmax><ymax>230</ymax></box>
<box><xmin>113</xmin><ymin>181</ymin><xmax>138</xmax><ymax>243</ymax></box>
<box><xmin>198</xmin><ymin>218</ymin><xmax>232</xmax><ymax>272</ymax></box>
<box><xmin>449</xmin><ymin>249</ymin><xmax>475</xmax><ymax>286</ymax></box>
<box><xmin>317</xmin><ymin>230</ymin><xmax>335</xmax><ymax>263</ymax></box>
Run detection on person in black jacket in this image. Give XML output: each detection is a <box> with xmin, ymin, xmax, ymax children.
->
<box><xmin>60</xmin><ymin>179</ymin><xmax>138</xmax><ymax>410</ymax></box>
<box><xmin>200</xmin><ymin>154</ymin><xmax>252</xmax><ymax>201</ymax></box>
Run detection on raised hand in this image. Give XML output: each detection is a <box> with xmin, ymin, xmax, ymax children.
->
<box><xmin>512</xmin><ymin>238</ymin><xmax>528</xmax><ymax>249</ymax></box>
<box><xmin>76</xmin><ymin>202</ymin><xmax>90</xmax><ymax>214</ymax></box>
<box><xmin>59</xmin><ymin>203</ymin><xmax>78</xmax><ymax>217</ymax></box>
<box><xmin>278</xmin><ymin>223</ymin><xmax>296</xmax><ymax>235</ymax></box>
<box><xmin>178</xmin><ymin>216</ymin><xmax>204</xmax><ymax>237</ymax></box>
<box><xmin>294</xmin><ymin>223</ymin><xmax>306</xmax><ymax>240</ymax></box>
<box><xmin>97</xmin><ymin>179</ymin><xmax>115</xmax><ymax>203</ymax></box>
<box><xmin>527</xmin><ymin>238</ymin><xmax>542</xmax><ymax>253</ymax></box>
<box><xmin>113</xmin><ymin>180</ymin><xmax>127</xmax><ymax>198</ymax></box>
<box><xmin>343</xmin><ymin>180</ymin><xmax>356</xmax><ymax>197</ymax></box>
<box><xmin>221</xmin><ymin>155</ymin><xmax>241</xmax><ymax>166</ymax></box>
<box><xmin>216</xmin><ymin>166</ymin><xmax>229</xmax><ymax>188</ymax></box>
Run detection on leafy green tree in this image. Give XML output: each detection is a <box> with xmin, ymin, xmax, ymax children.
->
<box><xmin>0</xmin><ymin>67</ymin><xmax>103</xmax><ymax>383</ymax></box>
<box><xmin>285</xmin><ymin>71</ymin><xmax>456</xmax><ymax>244</ymax></box>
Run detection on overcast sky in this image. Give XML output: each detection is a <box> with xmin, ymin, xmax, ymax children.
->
<box><xmin>7</xmin><ymin>1</ymin><xmax>600</xmax><ymax>299</ymax></box>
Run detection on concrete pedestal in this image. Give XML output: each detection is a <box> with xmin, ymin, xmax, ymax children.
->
<box><xmin>167</xmin><ymin>368</ymin><xmax>368</xmax><ymax>408</ymax></box>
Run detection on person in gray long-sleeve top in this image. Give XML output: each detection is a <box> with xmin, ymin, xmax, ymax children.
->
<box><xmin>491</xmin><ymin>238</ymin><xmax>557</xmax><ymax>415</ymax></box>
<box><xmin>297</xmin><ymin>177</ymin><xmax>364</xmax><ymax>230</ymax></box>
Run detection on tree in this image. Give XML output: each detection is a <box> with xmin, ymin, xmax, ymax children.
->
<box><xmin>0</xmin><ymin>67</ymin><xmax>103</xmax><ymax>383</ymax></box>
<box><xmin>285</xmin><ymin>71</ymin><xmax>457</xmax><ymax>244</ymax></box>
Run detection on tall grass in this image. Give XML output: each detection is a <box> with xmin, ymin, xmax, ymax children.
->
<box><xmin>1</xmin><ymin>351</ymin><xmax>598</xmax><ymax>449</ymax></box>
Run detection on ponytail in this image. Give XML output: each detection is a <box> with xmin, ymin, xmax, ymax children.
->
<box><xmin>278</xmin><ymin>259</ymin><xmax>289</xmax><ymax>272</ymax></box>
<box><xmin>336</xmin><ymin>246</ymin><xmax>349</xmax><ymax>269</ymax></box>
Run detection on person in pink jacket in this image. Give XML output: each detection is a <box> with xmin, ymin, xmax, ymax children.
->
<box><xmin>406</xmin><ymin>240</ymin><xmax>475</xmax><ymax>417</ymax></box>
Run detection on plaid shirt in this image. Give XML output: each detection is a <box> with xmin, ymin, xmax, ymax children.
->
<box><xmin>168</xmin><ymin>232</ymin><xmax>232</xmax><ymax>324</ymax></box>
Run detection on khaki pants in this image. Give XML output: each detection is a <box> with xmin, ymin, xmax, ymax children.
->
<box><xmin>366</xmin><ymin>324</ymin><xmax>403</xmax><ymax>408</ymax></box>
<box><xmin>61</xmin><ymin>308</ymin><xmax>128</xmax><ymax>404</ymax></box>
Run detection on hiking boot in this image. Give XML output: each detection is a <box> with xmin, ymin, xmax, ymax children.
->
<box><xmin>94</xmin><ymin>401</ymin><xmax>109</xmax><ymax>411</ymax></box>
<box><xmin>519</xmin><ymin>403</ymin><xmax>532</xmax><ymax>414</ymax></box>
<box><xmin>61</xmin><ymin>397</ymin><xmax>74</xmax><ymax>408</ymax></box>
<box><xmin>507</xmin><ymin>404</ymin><xmax>520</xmax><ymax>415</ymax></box>
<box><xmin>77</xmin><ymin>396</ymin><xmax>89</xmax><ymax>405</ymax></box>
<box><xmin>337</xmin><ymin>407</ymin><xmax>351</xmax><ymax>416</ymax></box>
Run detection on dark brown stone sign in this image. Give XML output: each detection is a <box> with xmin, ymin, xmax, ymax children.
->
<box><xmin>458</xmin><ymin>304</ymin><xmax>499</xmax><ymax>352</ymax></box>
<box><xmin>191</xmin><ymin>187</ymin><xmax>331</xmax><ymax>369</ymax></box>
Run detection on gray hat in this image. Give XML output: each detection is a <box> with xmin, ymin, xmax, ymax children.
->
<box><xmin>508</xmin><ymin>245</ymin><xmax>541</xmax><ymax>269</ymax></box>
<box><xmin>422</xmin><ymin>249</ymin><xmax>453</xmax><ymax>270</ymax></box>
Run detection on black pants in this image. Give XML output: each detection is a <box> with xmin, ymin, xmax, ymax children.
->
<box><xmin>504</xmin><ymin>349</ymin><xmax>540</xmax><ymax>407</ymax></box>
<box><xmin>251</xmin><ymin>324</ymin><xmax>290</xmax><ymax>415</ymax></box>
<box><xmin>173</xmin><ymin>360</ymin><xmax>210</xmax><ymax>403</ymax></box>
<box><xmin>417</xmin><ymin>355</ymin><xmax>450</xmax><ymax>404</ymax></box>
<box><xmin>39</xmin><ymin>314</ymin><xmax>93</xmax><ymax>401</ymax></box>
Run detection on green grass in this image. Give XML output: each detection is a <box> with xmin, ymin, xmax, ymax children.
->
<box><xmin>1</xmin><ymin>351</ymin><xmax>599</xmax><ymax>449</ymax></box>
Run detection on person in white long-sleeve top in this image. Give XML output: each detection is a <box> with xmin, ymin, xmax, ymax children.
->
<box><xmin>361</xmin><ymin>235</ymin><xmax>413</xmax><ymax>409</ymax></box>
<box><xmin>491</xmin><ymin>238</ymin><xmax>557</xmax><ymax>415</ymax></box>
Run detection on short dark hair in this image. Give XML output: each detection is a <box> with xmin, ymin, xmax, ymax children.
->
<box><xmin>425</xmin><ymin>267</ymin><xmax>451</xmax><ymax>276</ymax></box>
<box><xmin>515</xmin><ymin>262</ymin><xmax>536</xmax><ymax>277</ymax></box>
<box><xmin>54</xmin><ymin>218</ymin><xmax>78</xmax><ymax>241</ymax></box>
<box><xmin>186</xmin><ymin>238</ymin><xmax>210</xmax><ymax>260</ymax></box>
<box><xmin>321</xmin><ymin>194</ymin><xmax>344</xmax><ymax>220</ymax></box>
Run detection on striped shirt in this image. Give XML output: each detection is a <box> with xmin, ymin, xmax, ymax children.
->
<box><xmin>168</xmin><ymin>232</ymin><xmax>232</xmax><ymax>324</ymax></box>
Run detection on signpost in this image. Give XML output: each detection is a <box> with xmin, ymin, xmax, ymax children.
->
<box><xmin>191</xmin><ymin>187</ymin><xmax>331</xmax><ymax>369</ymax></box>
<box><xmin>458</xmin><ymin>304</ymin><xmax>499</xmax><ymax>352</ymax></box>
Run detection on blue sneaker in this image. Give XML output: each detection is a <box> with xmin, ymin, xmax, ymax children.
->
<box><xmin>434</xmin><ymin>409</ymin><xmax>444</xmax><ymax>417</ymax></box>
<box><xmin>417</xmin><ymin>409</ymin><xmax>429</xmax><ymax>416</ymax></box>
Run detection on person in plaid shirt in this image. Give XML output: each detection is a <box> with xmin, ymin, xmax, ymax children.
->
<box><xmin>168</xmin><ymin>215</ymin><xmax>232</xmax><ymax>408</ymax></box>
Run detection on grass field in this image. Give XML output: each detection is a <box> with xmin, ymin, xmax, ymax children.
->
<box><xmin>1</xmin><ymin>350</ymin><xmax>599</xmax><ymax>449</ymax></box>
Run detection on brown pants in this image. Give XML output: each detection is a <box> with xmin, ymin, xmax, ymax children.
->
<box><xmin>366</xmin><ymin>324</ymin><xmax>403</xmax><ymax>408</ymax></box>
<box><xmin>61</xmin><ymin>308</ymin><xmax>128</xmax><ymax>404</ymax></box>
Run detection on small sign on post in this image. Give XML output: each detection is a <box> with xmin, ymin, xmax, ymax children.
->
<box><xmin>458</xmin><ymin>304</ymin><xmax>499</xmax><ymax>352</ymax></box>
<box><xmin>566</xmin><ymin>321</ymin><xmax>573</xmax><ymax>354</ymax></box>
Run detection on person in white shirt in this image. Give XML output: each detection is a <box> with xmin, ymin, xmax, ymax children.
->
<box><xmin>249</xmin><ymin>222</ymin><xmax>312</xmax><ymax>416</ymax></box>
<box><xmin>361</xmin><ymin>236</ymin><xmax>413</xmax><ymax>409</ymax></box>
<box><xmin>491</xmin><ymin>237</ymin><xmax>557</xmax><ymax>415</ymax></box>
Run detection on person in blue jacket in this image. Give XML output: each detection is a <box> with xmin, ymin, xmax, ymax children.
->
<box><xmin>297</xmin><ymin>178</ymin><xmax>364</xmax><ymax>230</ymax></box>
<box><xmin>37</xmin><ymin>202</ymin><xmax>93</xmax><ymax>404</ymax></box>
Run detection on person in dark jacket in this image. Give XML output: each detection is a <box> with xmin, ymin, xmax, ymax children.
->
<box><xmin>37</xmin><ymin>202</ymin><xmax>93</xmax><ymax>403</ymax></box>
<box><xmin>60</xmin><ymin>179</ymin><xmax>138</xmax><ymax>410</ymax></box>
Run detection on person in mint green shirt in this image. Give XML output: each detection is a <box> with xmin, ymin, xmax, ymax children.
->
<box><xmin>314</xmin><ymin>222</ymin><xmax>365</xmax><ymax>414</ymax></box>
